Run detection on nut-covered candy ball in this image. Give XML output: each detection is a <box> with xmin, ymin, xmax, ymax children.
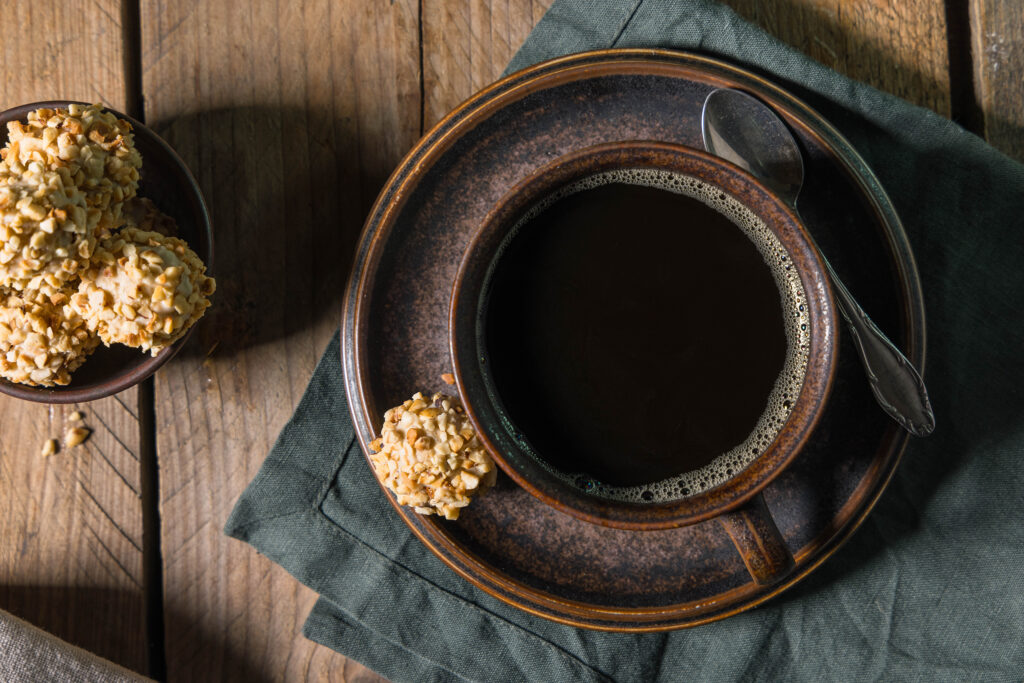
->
<box><xmin>0</xmin><ymin>287</ymin><xmax>99</xmax><ymax>386</ymax></box>
<box><xmin>2</xmin><ymin>103</ymin><xmax>142</xmax><ymax>234</ymax></box>
<box><xmin>71</xmin><ymin>228</ymin><xmax>215</xmax><ymax>355</ymax></box>
<box><xmin>369</xmin><ymin>392</ymin><xmax>497</xmax><ymax>520</ymax></box>
<box><xmin>0</xmin><ymin>162</ymin><xmax>95</xmax><ymax>292</ymax></box>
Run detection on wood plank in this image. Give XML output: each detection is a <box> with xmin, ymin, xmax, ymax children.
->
<box><xmin>0</xmin><ymin>0</ymin><xmax>147</xmax><ymax>675</ymax></box>
<box><xmin>140</xmin><ymin>1</ymin><xmax>420</xmax><ymax>680</ymax></box>
<box><xmin>971</xmin><ymin>0</ymin><xmax>1024</xmax><ymax>161</ymax></box>
<box><xmin>421</xmin><ymin>0</ymin><xmax>952</xmax><ymax>128</ymax></box>
<box><xmin>723</xmin><ymin>0</ymin><xmax>952</xmax><ymax>116</ymax></box>
<box><xmin>422</xmin><ymin>0</ymin><xmax>554</xmax><ymax>128</ymax></box>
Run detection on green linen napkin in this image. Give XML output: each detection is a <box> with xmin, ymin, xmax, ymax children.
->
<box><xmin>225</xmin><ymin>1</ymin><xmax>1024</xmax><ymax>680</ymax></box>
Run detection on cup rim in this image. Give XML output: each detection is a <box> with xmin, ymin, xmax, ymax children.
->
<box><xmin>449</xmin><ymin>140</ymin><xmax>838</xmax><ymax>530</ymax></box>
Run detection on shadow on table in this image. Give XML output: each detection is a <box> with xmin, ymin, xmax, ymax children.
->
<box><xmin>160</xmin><ymin>601</ymin><xmax>278</xmax><ymax>683</ymax></box>
<box><xmin>0</xmin><ymin>586</ymin><xmax>148</xmax><ymax>677</ymax></box>
<box><xmin>0</xmin><ymin>585</ymin><xmax>272</xmax><ymax>682</ymax></box>
<box><xmin>144</xmin><ymin>105</ymin><xmax>403</xmax><ymax>362</ymax></box>
<box><xmin>722</xmin><ymin>0</ymin><xmax>950</xmax><ymax>116</ymax></box>
<box><xmin>979</xmin><ymin>111</ymin><xmax>1024</xmax><ymax>163</ymax></box>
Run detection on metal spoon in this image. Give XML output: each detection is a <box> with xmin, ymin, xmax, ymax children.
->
<box><xmin>701</xmin><ymin>88</ymin><xmax>935</xmax><ymax>437</ymax></box>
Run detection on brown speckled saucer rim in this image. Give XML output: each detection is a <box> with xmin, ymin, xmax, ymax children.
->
<box><xmin>449</xmin><ymin>141</ymin><xmax>839</xmax><ymax>531</ymax></box>
<box><xmin>342</xmin><ymin>49</ymin><xmax>925</xmax><ymax>630</ymax></box>
<box><xmin>0</xmin><ymin>100</ymin><xmax>214</xmax><ymax>404</ymax></box>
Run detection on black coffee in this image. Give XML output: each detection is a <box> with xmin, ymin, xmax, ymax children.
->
<box><xmin>485</xmin><ymin>176</ymin><xmax>791</xmax><ymax>495</ymax></box>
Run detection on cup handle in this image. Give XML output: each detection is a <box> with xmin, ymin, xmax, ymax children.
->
<box><xmin>717</xmin><ymin>491</ymin><xmax>794</xmax><ymax>586</ymax></box>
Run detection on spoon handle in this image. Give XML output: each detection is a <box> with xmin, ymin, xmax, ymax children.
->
<box><xmin>821</xmin><ymin>258</ymin><xmax>935</xmax><ymax>436</ymax></box>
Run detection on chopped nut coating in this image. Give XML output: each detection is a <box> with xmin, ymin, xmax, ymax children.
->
<box><xmin>3</xmin><ymin>104</ymin><xmax>141</xmax><ymax>234</ymax></box>
<box><xmin>71</xmin><ymin>228</ymin><xmax>215</xmax><ymax>354</ymax></box>
<box><xmin>369</xmin><ymin>392</ymin><xmax>497</xmax><ymax>520</ymax></box>
<box><xmin>0</xmin><ymin>288</ymin><xmax>99</xmax><ymax>386</ymax></box>
<box><xmin>41</xmin><ymin>438</ymin><xmax>58</xmax><ymax>457</ymax></box>
<box><xmin>0</xmin><ymin>165</ymin><xmax>94</xmax><ymax>291</ymax></box>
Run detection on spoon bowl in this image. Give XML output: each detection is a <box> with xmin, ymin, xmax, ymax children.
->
<box><xmin>702</xmin><ymin>89</ymin><xmax>804</xmax><ymax>206</ymax></box>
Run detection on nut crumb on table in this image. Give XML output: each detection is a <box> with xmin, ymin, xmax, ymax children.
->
<box><xmin>40</xmin><ymin>438</ymin><xmax>58</xmax><ymax>457</ymax></box>
<box><xmin>41</xmin><ymin>412</ymin><xmax>93</xmax><ymax>456</ymax></box>
<box><xmin>369</xmin><ymin>391</ymin><xmax>496</xmax><ymax>520</ymax></box>
<box><xmin>64</xmin><ymin>425</ymin><xmax>90</xmax><ymax>448</ymax></box>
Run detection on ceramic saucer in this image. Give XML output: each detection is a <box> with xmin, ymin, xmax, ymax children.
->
<box><xmin>342</xmin><ymin>49</ymin><xmax>924</xmax><ymax>630</ymax></box>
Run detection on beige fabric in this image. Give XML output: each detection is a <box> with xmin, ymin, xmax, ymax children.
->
<box><xmin>0</xmin><ymin>608</ymin><xmax>152</xmax><ymax>683</ymax></box>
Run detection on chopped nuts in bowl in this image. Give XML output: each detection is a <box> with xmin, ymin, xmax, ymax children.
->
<box><xmin>0</xmin><ymin>101</ymin><xmax>214</xmax><ymax>403</ymax></box>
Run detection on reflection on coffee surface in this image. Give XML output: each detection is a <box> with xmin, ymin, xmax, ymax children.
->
<box><xmin>483</xmin><ymin>169</ymin><xmax>810</xmax><ymax>502</ymax></box>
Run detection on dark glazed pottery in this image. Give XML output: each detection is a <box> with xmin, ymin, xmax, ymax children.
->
<box><xmin>0</xmin><ymin>101</ymin><xmax>213</xmax><ymax>403</ymax></box>
<box><xmin>450</xmin><ymin>141</ymin><xmax>838</xmax><ymax>534</ymax></box>
<box><xmin>343</xmin><ymin>49</ymin><xmax>926</xmax><ymax>630</ymax></box>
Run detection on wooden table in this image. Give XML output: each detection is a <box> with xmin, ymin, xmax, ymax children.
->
<box><xmin>0</xmin><ymin>1</ymin><xmax>1019</xmax><ymax>681</ymax></box>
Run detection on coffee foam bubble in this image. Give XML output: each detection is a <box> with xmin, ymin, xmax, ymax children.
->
<box><xmin>483</xmin><ymin>168</ymin><xmax>811</xmax><ymax>503</ymax></box>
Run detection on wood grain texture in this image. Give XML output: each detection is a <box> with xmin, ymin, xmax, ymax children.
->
<box><xmin>722</xmin><ymin>0</ymin><xmax>953</xmax><ymax>115</ymax></box>
<box><xmin>422</xmin><ymin>0</ymin><xmax>554</xmax><ymax>128</ymax></box>
<box><xmin>0</xmin><ymin>1</ymin><xmax>146</xmax><ymax>674</ymax></box>
<box><xmin>971</xmin><ymin>0</ymin><xmax>1024</xmax><ymax>160</ymax></box>
<box><xmin>140</xmin><ymin>0</ymin><xmax>419</xmax><ymax>680</ymax></box>
<box><xmin>0</xmin><ymin>0</ymin><xmax>128</xmax><ymax>107</ymax></box>
<box><xmin>0</xmin><ymin>399</ymin><xmax>144</xmax><ymax>672</ymax></box>
<box><xmin>0</xmin><ymin>1</ymin><xmax>1016</xmax><ymax>681</ymax></box>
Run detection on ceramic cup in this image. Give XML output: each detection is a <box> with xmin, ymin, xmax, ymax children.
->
<box><xmin>450</xmin><ymin>141</ymin><xmax>838</xmax><ymax>586</ymax></box>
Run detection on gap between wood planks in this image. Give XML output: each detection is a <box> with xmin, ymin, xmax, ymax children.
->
<box><xmin>419</xmin><ymin>0</ymin><xmax>426</xmax><ymax>136</ymax></box>
<box><xmin>121</xmin><ymin>0</ymin><xmax>167</xmax><ymax>680</ymax></box>
<box><xmin>945</xmin><ymin>0</ymin><xmax>985</xmax><ymax>134</ymax></box>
